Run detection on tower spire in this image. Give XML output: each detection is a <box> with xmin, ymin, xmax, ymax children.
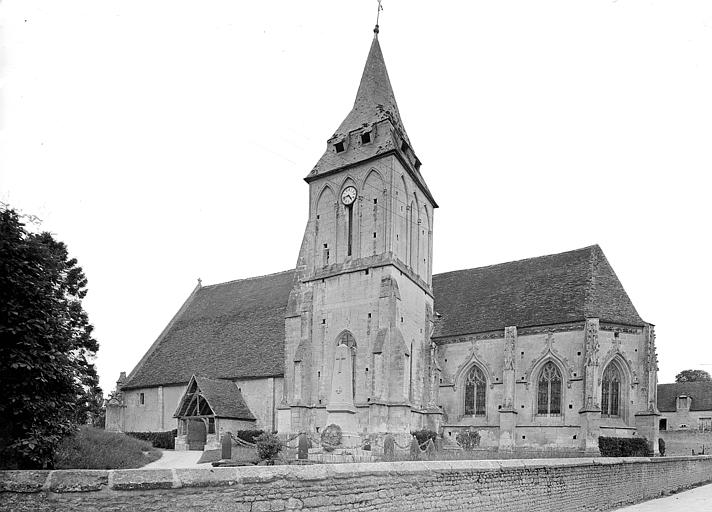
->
<box><xmin>374</xmin><ymin>0</ymin><xmax>382</xmax><ymax>35</ymax></box>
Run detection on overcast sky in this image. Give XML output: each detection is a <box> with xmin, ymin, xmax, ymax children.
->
<box><xmin>2</xmin><ymin>1</ymin><xmax>711</xmax><ymax>394</ymax></box>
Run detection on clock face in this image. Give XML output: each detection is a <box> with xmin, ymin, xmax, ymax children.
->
<box><xmin>341</xmin><ymin>186</ymin><xmax>357</xmax><ymax>205</ymax></box>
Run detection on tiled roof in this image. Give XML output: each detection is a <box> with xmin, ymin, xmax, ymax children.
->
<box><xmin>123</xmin><ymin>245</ymin><xmax>646</xmax><ymax>389</ymax></box>
<box><xmin>431</xmin><ymin>245</ymin><xmax>646</xmax><ymax>338</ymax></box>
<box><xmin>122</xmin><ymin>270</ymin><xmax>295</xmax><ymax>389</ymax></box>
<box><xmin>657</xmin><ymin>382</ymin><xmax>712</xmax><ymax>412</ymax></box>
<box><xmin>194</xmin><ymin>376</ymin><xmax>255</xmax><ymax>420</ymax></box>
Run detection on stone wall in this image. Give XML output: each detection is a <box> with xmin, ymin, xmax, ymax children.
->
<box><xmin>2</xmin><ymin>456</ymin><xmax>711</xmax><ymax>511</ymax></box>
<box><xmin>660</xmin><ymin>430</ymin><xmax>712</xmax><ymax>456</ymax></box>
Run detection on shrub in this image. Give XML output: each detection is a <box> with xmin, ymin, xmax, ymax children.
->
<box><xmin>126</xmin><ymin>430</ymin><xmax>177</xmax><ymax>449</ymax></box>
<box><xmin>321</xmin><ymin>424</ymin><xmax>343</xmax><ymax>452</ymax></box>
<box><xmin>255</xmin><ymin>432</ymin><xmax>282</xmax><ymax>462</ymax></box>
<box><xmin>236</xmin><ymin>429</ymin><xmax>265</xmax><ymax>444</ymax></box>
<box><xmin>598</xmin><ymin>436</ymin><xmax>651</xmax><ymax>457</ymax></box>
<box><xmin>54</xmin><ymin>426</ymin><xmax>161</xmax><ymax>469</ymax></box>
<box><xmin>411</xmin><ymin>429</ymin><xmax>437</xmax><ymax>447</ymax></box>
<box><xmin>455</xmin><ymin>429</ymin><xmax>481</xmax><ymax>451</ymax></box>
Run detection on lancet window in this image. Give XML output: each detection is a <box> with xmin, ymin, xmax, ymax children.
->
<box><xmin>464</xmin><ymin>365</ymin><xmax>486</xmax><ymax>416</ymax></box>
<box><xmin>537</xmin><ymin>362</ymin><xmax>562</xmax><ymax>416</ymax></box>
<box><xmin>601</xmin><ymin>363</ymin><xmax>622</xmax><ymax>417</ymax></box>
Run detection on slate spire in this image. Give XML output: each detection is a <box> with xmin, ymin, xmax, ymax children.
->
<box><xmin>333</xmin><ymin>31</ymin><xmax>412</xmax><ymax>148</ymax></box>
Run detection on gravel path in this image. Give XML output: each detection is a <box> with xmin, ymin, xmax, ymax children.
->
<box><xmin>613</xmin><ymin>483</ymin><xmax>712</xmax><ymax>512</ymax></box>
<box><xmin>142</xmin><ymin>449</ymin><xmax>207</xmax><ymax>469</ymax></box>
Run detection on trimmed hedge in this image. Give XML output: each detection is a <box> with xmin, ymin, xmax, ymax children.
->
<box><xmin>598</xmin><ymin>436</ymin><xmax>651</xmax><ymax>457</ymax></box>
<box><xmin>126</xmin><ymin>430</ymin><xmax>177</xmax><ymax>450</ymax></box>
<box><xmin>236</xmin><ymin>429</ymin><xmax>265</xmax><ymax>444</ymax></box>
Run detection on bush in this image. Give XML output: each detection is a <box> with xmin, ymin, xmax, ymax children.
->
<box><xmin>321</xmin><ymin>424</ymin><xmax>342</xmax><ymax>452</ymax></box>
<box><xmin>54</xmin><ymin>426</ymin><xmax>161</xmax><ymax>469</ymax></box>
<box><xmin>255</xmin><ymin>432</ymin><xmax>282</xmax><ymax>462</ymax></box>
<box><xmin>455</xmin><ymin>430</ymin><xmax>481</xmax><ymax>451</ymax></box>
<box><xmin>411</xmin><ymin>429</ymin><xmax>437</xmax><ymax>447</ymax></box>
<box><xmin>236</xmin><ymin>429</ymin><xmax>265</xmax><ymax>444</ymax></box>
<box><xmin>126</xmin><ymin>430</ymin><xmax>177</xmax><ymax>449</ymax></box>
<box><xmin>598</xmin><ymin>436</ymin><xmax>651</xmax><ymax>457</ymax></box>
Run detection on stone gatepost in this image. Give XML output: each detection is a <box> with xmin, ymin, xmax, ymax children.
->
<box><xmin>635</xmin><ymin>410</ymin><xmax>661</xmax><ymax>455</ymax></box>
<box><xmin>498</xmin><ymin>326</ymin><xmax>518</xmax><ymax>452</ymax></box>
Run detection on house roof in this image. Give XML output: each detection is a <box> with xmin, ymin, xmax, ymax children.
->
<box><xmin>122</xmin><ymin>270</ymin><xmax>295</xmax><ymax>389</ymax></box>
<box><xmin>657</xmin><ymin>382</ymin><xmax>712</xmax><ymax>412</ymax></box>
<box><xmin>123</xmin><ymin>245</ymin><xmax>646</xmax><ymax>389</ymax></box>
<box><xmin>431</xmin><ymin>245</ymin><xmax>646</xmax><ymax>338</ymax></box>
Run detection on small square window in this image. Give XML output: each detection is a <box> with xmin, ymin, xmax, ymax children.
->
<box><xmin>139</xmin><ymin>393</ymin><xmax>145</xmax><ymax>405</ymax></box>
<box><xmin>334</xmin><ymin>141</ymin><xmax>345</xmax><ymax>153</ymax></box>
<box><xmin>368</xmin><ymin>313</ymin><xmax>372</xmax><ymax>318</ymax></box>
<box><xmin>373</xmin><ymin>232</ymin><xmax>377</xmax><ymax>238</ymax></box>
<box><xmin>322</xmin><ymin>319</ymin><xmax>326</xmax><ymax>324</ymax></box>
<box><xmin>373</xmin><ymin>198</ymin><xmax>378</xmax><ymax>204</ymax></box>
<box><xmin>361</xmin><ymin>132</ymin><xmax>371</xmax><ymax>144</ymax></box>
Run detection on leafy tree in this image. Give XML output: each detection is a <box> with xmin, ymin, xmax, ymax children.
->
<box><xmin>0</xmin><ymin>207</ymin><xmax>101</xmax><ymax>469</ymax></box>
<box><xmin>675</xmin><ymin>369</ymin><xmax>712</xmax><ymax>383</ymax></box>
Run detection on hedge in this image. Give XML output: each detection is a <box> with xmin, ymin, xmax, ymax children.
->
<box><xmin>126</xmin><ymin>430</ymin><xmax>177</xmax><ymax>450</ymax></box>
<box><xmin>236</xmin><ymin>429</ymin><xmax>265</xmax><ymax>444</ymax></box>
<box><xmin>411</xmin><ymin>429</ymin><xmax>438</xmax><ymax>446</ymax></box>
<box><xmin>598</xmin><ymin>436</ymin><xmax>651</xmax><ymax>457</ymax></box>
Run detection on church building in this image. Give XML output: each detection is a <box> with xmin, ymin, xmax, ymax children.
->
<box><xmin>106</xmin><ymin>26</ymin><xmax>660</xmax><ymax>455</ymax></box>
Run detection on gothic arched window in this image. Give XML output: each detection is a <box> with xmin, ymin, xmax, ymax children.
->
<box><xmin>601</xmin><ymin>363</ymin><xmax>622</xmax><ymax>417</ymax></box>
<box><xmin>464</xmin><ymin>366</ymin><xmax>486</xmax><ymax>416</ymax></box>
<box><xmin>537</xmin><ymin>362</ymin><xmax>562</xmax><ymax>416</ymax></box>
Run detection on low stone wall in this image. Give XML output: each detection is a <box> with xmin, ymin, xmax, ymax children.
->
<box><xmin>1</xmin><ymin>456</ymin><xmax>711</xmax><ymax>511</ymax></box>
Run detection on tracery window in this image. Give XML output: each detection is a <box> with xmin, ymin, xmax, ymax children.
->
<box><xmin>464</xmin><ymin>366</ymin><xmax>486</xmax><ymax>416</ymax></box>
<box><xmin>337</xmin><ymin>332</ymin><xmax>357</xmax><ymax>400</ymax></box>
<box><xmin>537</xmin><ymin>362</ymin><xmax>562</xmax><ymax>416</ymax></box>
<box><xmin>601</xmin><ymin>363</ymin><xmax>622</xmax><ymax>417</ymax></box>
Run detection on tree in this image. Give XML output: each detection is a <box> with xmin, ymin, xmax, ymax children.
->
<box><xmin>0</xmin><ymin>207</ymin><xmax>101</xmax><ymax>468</ymax></box>
<box><xmin>675</xmin><ymin>369</ymin><xmax>712</xmax><ymax>383</ymax></box>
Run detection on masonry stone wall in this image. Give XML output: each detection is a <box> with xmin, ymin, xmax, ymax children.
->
<box><xmin>2</xmin><ymin>456</ymin><xmax>711</xmax><ymax>512</ymax></box>
<box><xmin>660</xmin><ymin>430</ymin><xmax>712</xmax><ymax>456</ymax></box>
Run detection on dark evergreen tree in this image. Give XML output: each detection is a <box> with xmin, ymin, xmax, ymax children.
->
<box><xmin>0</xmin><ymin>207</ymin><xmax>101</xmax><ymax>468</ymax></box>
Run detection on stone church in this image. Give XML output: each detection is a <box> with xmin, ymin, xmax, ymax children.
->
<box><xmin>106</xmin><ymin>28</ymin><xmax>660</xmax><ymax>455</ymax></box>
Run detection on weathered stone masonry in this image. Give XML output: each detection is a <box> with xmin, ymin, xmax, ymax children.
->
<box><xmin>2</xmin><ymin>456</ymin><xmax>711</xmax><ymax>511</ymax></box>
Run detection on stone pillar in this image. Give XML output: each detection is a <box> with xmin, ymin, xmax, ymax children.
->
<box><xmin>637</xmin><ymin>325</ymin><xmax>660</xmax><ymax>455</ymax></box>
<box><xmin>499</xmin><ymin>326</ymin><xmax>518</xmax><ymax>452</ymax></box>
<box><xmin>579</xmin><ymin>318</ymin><xmax>601</xmax><ymax>455</ymax></box>
<box><xmin>326</xmin><ymin>343</ymin><xmax>359</xmax><ymax>446</ymax></box>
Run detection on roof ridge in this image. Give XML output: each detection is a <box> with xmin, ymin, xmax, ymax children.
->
<box><xmin>201</xmin><ymin>268</ymin><xmax>295</xmax><ymax>289</ymax></box>
<box><xmin>432</xmin><ymin>245</ymin><xmax>599</xmax><ymax>278</ymax></box>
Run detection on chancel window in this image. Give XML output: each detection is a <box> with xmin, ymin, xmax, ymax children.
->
<box><xmin>537</xmin><ymin>362</ymin><xmax>562</xmax><ymax>416</ymax></box>
<box><xmin>601</xmin><ymin>364</ymin><xmax>621</xmax><ymax>417</ymax></box>
<box><xmin>464</xmin><ymin>366</ymin><xmax>486</xmax><ymax>416</ymax></box>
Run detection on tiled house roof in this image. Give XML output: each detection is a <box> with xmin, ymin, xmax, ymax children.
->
<box><xmin>123</xmin><ymin>245</ymin><xmax>646</xmax><ymax>389</ymax></box>
<box><xmin>657</xmin><ymin>382</ymin><xmax>712</xmax><ymax>412</ymax></box>
<box><xmin>431</xmin><ymin>245</ymin><xmax>646</xmax><ymax>338</ymax></box>
<box><xmin>122</xmin><ymin>270</ymin><xmax>295</xmax><ymax>390</ymax></box>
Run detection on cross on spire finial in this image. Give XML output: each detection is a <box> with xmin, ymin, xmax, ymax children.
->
<box><xmin>374</xmin><ymin>0</ymin><xmax>383</xmax><ymax>35</ymax></box>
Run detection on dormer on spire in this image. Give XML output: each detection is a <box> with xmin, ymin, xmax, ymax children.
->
<box><xmin>306</xmin><ymin>32</ymin><xmax>436</xmax><ymax>207</ymax></box>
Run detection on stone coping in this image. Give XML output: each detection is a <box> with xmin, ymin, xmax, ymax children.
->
<box><xmin>1</xmin><ymin>456</ymin><xmax>710</xmax><ymax>494</ymax></box>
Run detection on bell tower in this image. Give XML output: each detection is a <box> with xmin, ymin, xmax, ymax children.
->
<box><xmin>280</xmin><ymin>26</ymin><xmax>441</xmax><ymax>440</ymax></box>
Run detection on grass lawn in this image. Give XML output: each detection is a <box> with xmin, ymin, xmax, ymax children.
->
<box><xmin>54</xmin><ymin>426</ymin><xmax>162</xmax><ymax>469</ymax></box>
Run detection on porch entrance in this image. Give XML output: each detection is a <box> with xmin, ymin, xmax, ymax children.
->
<box><xmin>187</xmin><ymin>419</ymin><xmax>206</xmax><ymax>451</ymax></box>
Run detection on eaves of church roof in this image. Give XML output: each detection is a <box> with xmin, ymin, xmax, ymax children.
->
<box><xmin>122</xmin><ymin>246</ymin><xmax>646</xmax><ymax>389</ymax></box>
<box><xmin>431</xmin><ymin>245</ymin><xmax>647</xmax><ymax>339</ymax></box>
<box><xmin>122</xmin><ymin>270</ymin><xmax>295</xmax><ymax>390</ymax></box>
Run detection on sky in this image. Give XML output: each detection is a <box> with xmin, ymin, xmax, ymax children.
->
<box><xmin>2</xmin><ymin>1</ymin><xmax>711</xmax><ymax>395</ymax></box>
